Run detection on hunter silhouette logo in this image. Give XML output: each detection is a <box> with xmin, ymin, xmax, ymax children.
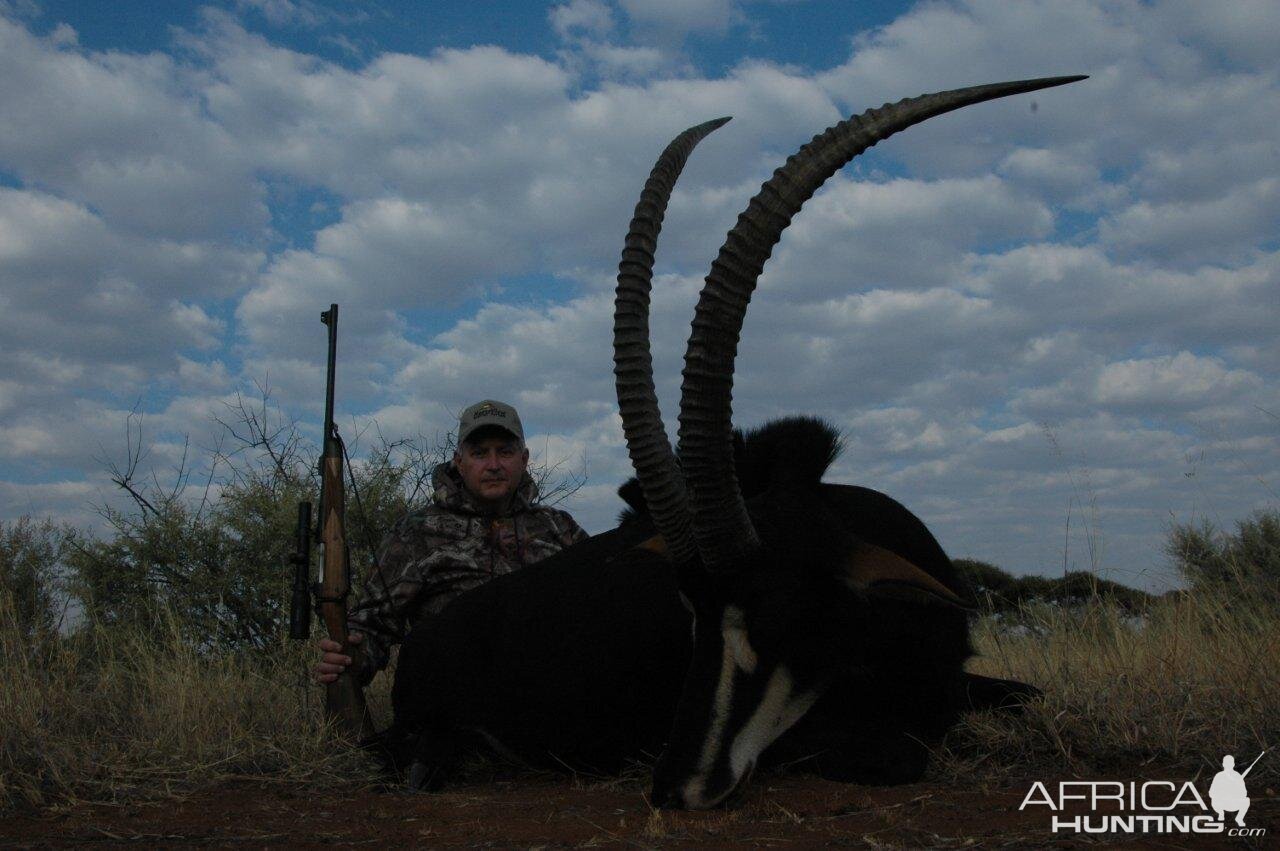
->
<box><xmin>1020</xmin><ymin>749</ymin><xmax>1269</xmax><ymax>837</ymax></box>
<box><xmin>1211</xmin><ymin>751</ymin><xmax>1265</xmax><ymax>826</ymax></box>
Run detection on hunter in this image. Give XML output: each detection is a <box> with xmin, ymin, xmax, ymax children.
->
<box><xmin>314</xmin><ymin>399</ymin><xmax>588</xmax><ymax>685</ymax></box>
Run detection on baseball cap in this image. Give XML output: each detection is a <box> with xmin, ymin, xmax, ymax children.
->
<box><xmin>458</xmin><ymin>399</ymin><xmax>525</xmax><ymax>445</ymax></box>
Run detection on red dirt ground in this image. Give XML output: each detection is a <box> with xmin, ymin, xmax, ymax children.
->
<box><xmin>3</xmin><ymin>772</ymin><xmax>1275</xmax><ymax>848</ymax></box>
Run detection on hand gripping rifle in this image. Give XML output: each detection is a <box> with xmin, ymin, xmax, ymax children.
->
<box><xmin>289</xmin><ymin>303</ymin><xmax>373</xmax><ymax>740</ymax></box>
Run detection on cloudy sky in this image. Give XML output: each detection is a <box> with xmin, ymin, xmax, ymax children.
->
<box><xmin>2</xmin><ymin>0</ymin><xmax>1276</xmax><ymax>590</ymax></box>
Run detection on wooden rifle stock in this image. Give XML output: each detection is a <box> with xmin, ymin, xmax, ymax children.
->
<box><xmin>316</xmin><ymin>304</ymin><xmax>373</xmax><ymax>740</ymax></box>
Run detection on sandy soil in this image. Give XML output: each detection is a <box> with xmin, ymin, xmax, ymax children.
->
<box><xmin>3</xmin><ymin>771</ymin><xmax>1276</xmax><ymax>849</ymax></box>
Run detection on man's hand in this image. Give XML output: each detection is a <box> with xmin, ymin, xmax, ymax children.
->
<box><xmin>314</xmin><ymin>631</ymin><xmax>364</xmax><ymax>684</ymax></box>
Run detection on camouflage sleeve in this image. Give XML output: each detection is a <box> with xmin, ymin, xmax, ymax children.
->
<box><xmin>347</xmin><ymin>514</ymin><xmax>430</xmax><ymax>683</ymax></box>
<box><xmin>552</xmin><ymin>507</ymin><xmax>590</xmax><ymax>548</ymax></box>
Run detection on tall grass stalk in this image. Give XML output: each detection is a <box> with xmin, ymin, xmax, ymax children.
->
<box><xmin>956</xmin><ymin>587</ymin><xmax>1278</xmax><ymax>783</ymax></box>
<box><xmin>0</xmin><ymin>591</ymin><xmax>383</xmax><ymax>811</ymax></box>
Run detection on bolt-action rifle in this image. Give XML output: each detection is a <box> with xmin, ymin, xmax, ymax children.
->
<box><xmin>289</xmin><ymin>303</ymin><xmax>373</xmax><ymax>740</ymax></box>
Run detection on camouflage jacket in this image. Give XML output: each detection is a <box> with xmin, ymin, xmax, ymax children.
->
<box><xmin>347</xmin><ymin>461</ymin><xmax>588</xmax><ymax>682</ymax></box>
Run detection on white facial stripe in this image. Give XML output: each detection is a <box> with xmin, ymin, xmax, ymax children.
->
<box><xmin>721</xmin><ymin>605</ymin><xmax>757</xmax><ymax>675</ymax></box>
<box><xmin>728</xmin><ymin>666</ymin><xmax>818</xmax><ymax>778</ymax></box>
<box><xmin>678</xmin><ymin>591</ymin><xmax>696</xmax><ymax>641</ymax></box>
<box><xmin>682</xmin><ymin>606</ymin><xmax>747</xmax><ymax>805</ymax></box>
<box><xmin>679</xmin><ymin>607</ymin><xmax>819</xmax><ymax>808</ymax></box>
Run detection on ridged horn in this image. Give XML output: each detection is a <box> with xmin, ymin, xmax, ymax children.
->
<box><xmin>615</xmin><ymin>117</ymin><xmax>731</xmax><ymax>564</ymax></box>
<box><xmin>677</xmin><ymin>76</ymin><xmax>1088</xmax><ymax>570</ymax></box>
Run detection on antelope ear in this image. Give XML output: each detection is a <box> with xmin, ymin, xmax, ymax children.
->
<box><xmin>636</xmin><ymin>533</ymin><xmax>668</xmax><ymax>557</ymax></box>
<box><xmin>843</xmin><ymin>542</ymin><xmax>975</xmax><ymax>610</ymax></box>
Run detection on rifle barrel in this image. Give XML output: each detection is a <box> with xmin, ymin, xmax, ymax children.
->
<box><xmin>321</xmin><ymin>304</ymin><xmax>338</xmax><ymax>441</ymax></box>
<box><xmin>1242</xmin><ymin>748</ymin><xmax>1268</xmax><ymax>778</ymax></box>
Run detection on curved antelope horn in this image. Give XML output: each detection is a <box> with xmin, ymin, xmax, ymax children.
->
<box><xmin>677</xmin><ymin>75</ymin><xmax>1088</xmax><ymax>570</ymax></box>
<box><xmin>615</xmin><ymin>117</ymin><xmax>732</xmax><ymax>564</ymax></box>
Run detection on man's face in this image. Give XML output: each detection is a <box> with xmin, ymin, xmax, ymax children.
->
<box><xmin>454</xmin><ymin>431</ymin><xmax>529</xmax><ymax>511</ymax></box>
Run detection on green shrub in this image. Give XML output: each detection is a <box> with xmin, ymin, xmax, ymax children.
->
<box><xmin>1167</xmin><ymin>509</ymin><xmax>1280</xmax><ymax>594</ymax></box>
<box><xmin>65</xmin><ymin>397</ymin><xmax>432</xmax><ymax>650</ymax></box>
<box><xmin>954</xmin><ymin>558</ymin><xmax>1153</xmax><ymax>614</ymax></box>
<box><xmin>63</xmin><ymin>390</ymin><xmax>579</xmax><ymax>651</ymax></box>
<box><xmin>0</xmin><ymin>516</ymin><xmax>69</xmax><ymax>639</ymax></box>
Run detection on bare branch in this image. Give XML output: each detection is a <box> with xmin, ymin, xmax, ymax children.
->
<box><xmin>195</xmin><ymin>431</ymin><xmax>225</xmax><ymax>522</ymax></box>
<box><xmin>210</xmin><ymin>382</ymin><xmax>311</xmax><ymax>487</ymax></box>
<box><xmin>530</xmin><ymin>449</ymin><xmax>587</xmax><ymax>508</ymax></box>
<box><xmin>97</xmin><ymin>403</ymin><xmax>160</xmax><ymax>518</ymax></box>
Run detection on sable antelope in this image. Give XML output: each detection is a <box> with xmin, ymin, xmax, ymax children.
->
<box><xmin>386</xmin><ymin>75</ymin><xmax>1084</xmax><ymax>808</ymax></box>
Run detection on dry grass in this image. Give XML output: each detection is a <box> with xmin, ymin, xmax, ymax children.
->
<box><xmin>0</xmin><ymin>593</ymin><xmax>386</xmax><ymax>811</ymax></box>
<box><xmin>3</xmin><ymin>581</ymin><xmax>1277</xmax><ymax>814</ymax></box>
<box><xmin>946</xmin><ymin>587</ymin><xmax>1279</xmax><ymax>784</ymax></box>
